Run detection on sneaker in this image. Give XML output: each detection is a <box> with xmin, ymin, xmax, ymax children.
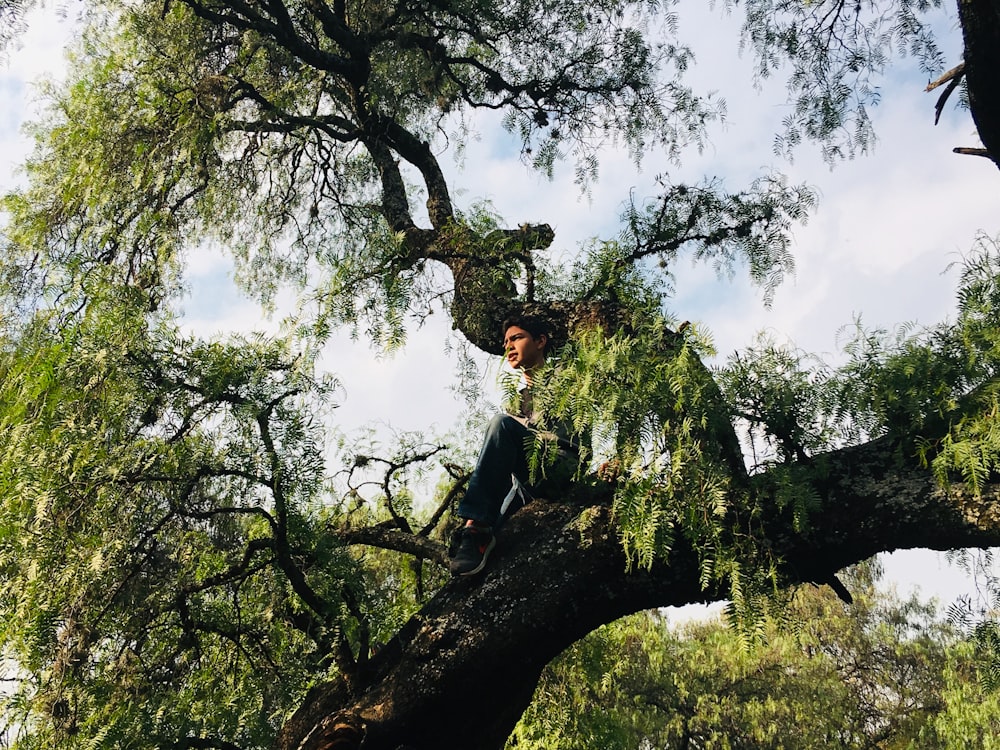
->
<box><xmin>448</xmin><ymin>525</ymin><xmax>496</xmax><ymax>576</ymax></box>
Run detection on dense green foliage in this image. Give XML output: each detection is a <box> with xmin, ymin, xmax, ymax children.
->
<box><xmin>0</xmin><ymin>0</ymin><xmax>997</xmax><ymax>747</ymax></box>
<box><xmin>0</xmin><ymin>290</ymin><xmax>348</xmax><ymax>746</ymax></box>
<box><xmin>512</xmin><ymin>565</ymin><xmax>1000</xmax><ymax>749</ymax></box>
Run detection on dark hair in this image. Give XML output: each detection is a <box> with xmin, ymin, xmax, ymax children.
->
<box><xmin>502</xmin><ymin>314</ymin><xmax>552</xmax><ymax>352</ymax></box>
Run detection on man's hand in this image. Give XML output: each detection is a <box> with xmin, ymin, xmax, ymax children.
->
<box><xmin>597</xmin><ymin>459</ymin><xmax>622</xmax><ymax>482</ymax></box>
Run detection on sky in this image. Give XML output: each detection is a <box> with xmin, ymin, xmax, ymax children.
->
<box><xmin>2</xmin><ymin>2</ymin><xmax>998</xmax><ymax>620</ymax></box>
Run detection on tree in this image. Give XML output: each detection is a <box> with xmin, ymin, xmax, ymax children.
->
<box><xmin>1</xmin><ymin>1</ymin><xmax>999</xmax><ymax>749</ymax></box>
<box><xmin>512</xmin><ymin>563</ymin><xmax>978</xmax><ymax>749</ymax></box>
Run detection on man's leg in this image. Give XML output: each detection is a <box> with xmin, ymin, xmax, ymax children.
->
<box><xmin>457</xmin><ymin>414</ymin><xmax>531</xmax><ymax>526</ymax></box>
<box><xmin>450</xmin><ymin>414</ymin><xmax>531</xmax><ymax>576</ymax></box>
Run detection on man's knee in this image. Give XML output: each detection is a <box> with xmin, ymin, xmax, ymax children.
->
<box><xmin>484</xmin><ymin>413</ymin><xmax>525</xmax><ymax>440</ymax></box>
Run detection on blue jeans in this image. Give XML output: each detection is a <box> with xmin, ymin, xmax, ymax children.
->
<box><xmin>457</xmin><ymin>414</ymin><xmax>532</xmax><ymax>527</ymax></box>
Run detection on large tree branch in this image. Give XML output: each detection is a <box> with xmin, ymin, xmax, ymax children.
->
<box><xmin>183</xmin><ymin>0</ymin><xmax>358</xmax><ymax>77</ymax></box>
<box><xmin>957</xmin><ymin>0</ymin><xmax>1000</xmax><ymax>168</ymax></box>
<box><xmin>275</xmin><ymin>432</ymin><xmax>1000</xmax><ymax>750</ymax></box>
<box><xmin>376</xmin><ymin>116</ymin><xmax>454</xmax><ymax>228</ymax></box>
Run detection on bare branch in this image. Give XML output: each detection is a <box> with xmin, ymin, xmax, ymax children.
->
<box><xmin>953</xmin><ymin>146</ymin><xmax>993</xmax><ymax>158</ymax></box>
<box><xmin>337</xmin><ymin>524</ymin><xmax>448</xmax><ymax>564</ymax></box>
<box><xmin>925</xmin><ymin>61</ymin><xmax>965</xmax><ymax>92</ymax></box>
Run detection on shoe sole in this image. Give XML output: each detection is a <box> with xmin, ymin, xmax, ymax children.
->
<box><xmin>454</xmin><ymin>536</ymin><xmax>496</xmax><ymax>576</ymax></box>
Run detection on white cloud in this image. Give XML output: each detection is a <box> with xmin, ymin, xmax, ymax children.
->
<box><xmin>0</xmin><ymin>6</ymin><xmax>78</xmax><ymax>190</ymax></box>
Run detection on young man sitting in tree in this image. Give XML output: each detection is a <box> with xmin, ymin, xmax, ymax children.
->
<box><xmin>449</xmin><ymin>314</ymin><xmax>580</xmax><ymax>576</ymax></box>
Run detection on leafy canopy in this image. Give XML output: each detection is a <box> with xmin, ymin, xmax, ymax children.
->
<box><xmin>0</xmin><ymin>0</ymin><xmax>994</xmax><ymax>748</ymax></box>
<box><xmin>513</xmin><ymin>563</ymin><xmax>999</xmax><ymax>749</ymax></box>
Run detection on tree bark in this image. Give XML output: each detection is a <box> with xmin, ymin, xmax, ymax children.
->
<box><xmin>958</xmin><ymin>0</ymin><xmax>1000</xmax><ymax>168</ymax></box>
<box><xmin>274</xmin><ymin>436</ymin><xmax>1000</xmax><ymax>750</ymax></box>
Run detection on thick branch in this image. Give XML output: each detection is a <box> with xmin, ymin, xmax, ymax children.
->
<box><xmin>957</xmin><ymin>0</ymin><xmax>1000</xmax><ymax>168</ymax></box>
<box><xmin>376</xmin><ymin>116</ymin><xmax>455</xmax><ymax>228</ymax></box>
<box><xmin>183</xmin><ymin>0</ymin><xmax>358</xmax><ymax>78</ymax></box>
<box><xmin>276</xmin><ymin>433</ymin><xmax>1000</xmax><ymax>750</ymax></box>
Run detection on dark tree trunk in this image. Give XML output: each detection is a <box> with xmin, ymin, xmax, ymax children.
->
<box><xmin>958</xmin><ymin>0</ymin><xmax>1000</xmax><ymax>168</ymax></box>
<box><xmin>274</xmin><ymin>437</ymin><xmax>1000</xmax><ymax>750</ymax></box>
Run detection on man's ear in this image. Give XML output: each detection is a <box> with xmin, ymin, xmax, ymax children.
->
<box><xmin>537</xmin><ymin>333</ymin><xmax>548</xmax><ymax>353</ymax></box>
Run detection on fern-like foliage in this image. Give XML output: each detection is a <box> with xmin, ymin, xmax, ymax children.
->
<box><xmin>0</xmin><ymin>285</ymin><xmax>358</xmax><ymax>749</ymax></box>
<box><xmin>718</xmin><ymin>334</ymin><xmax>839</xmax><ymax>469</ymax></box>
<box><xmin>830</xmin><ymin>235</ymin><xmax>1000</xmax><ymax>494</ymax></box>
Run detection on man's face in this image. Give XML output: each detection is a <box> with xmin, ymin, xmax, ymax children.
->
<box><xmin>503</xmin><ymin>326</ymin><xmax>546</xmax><ymax>371</ymax></box>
